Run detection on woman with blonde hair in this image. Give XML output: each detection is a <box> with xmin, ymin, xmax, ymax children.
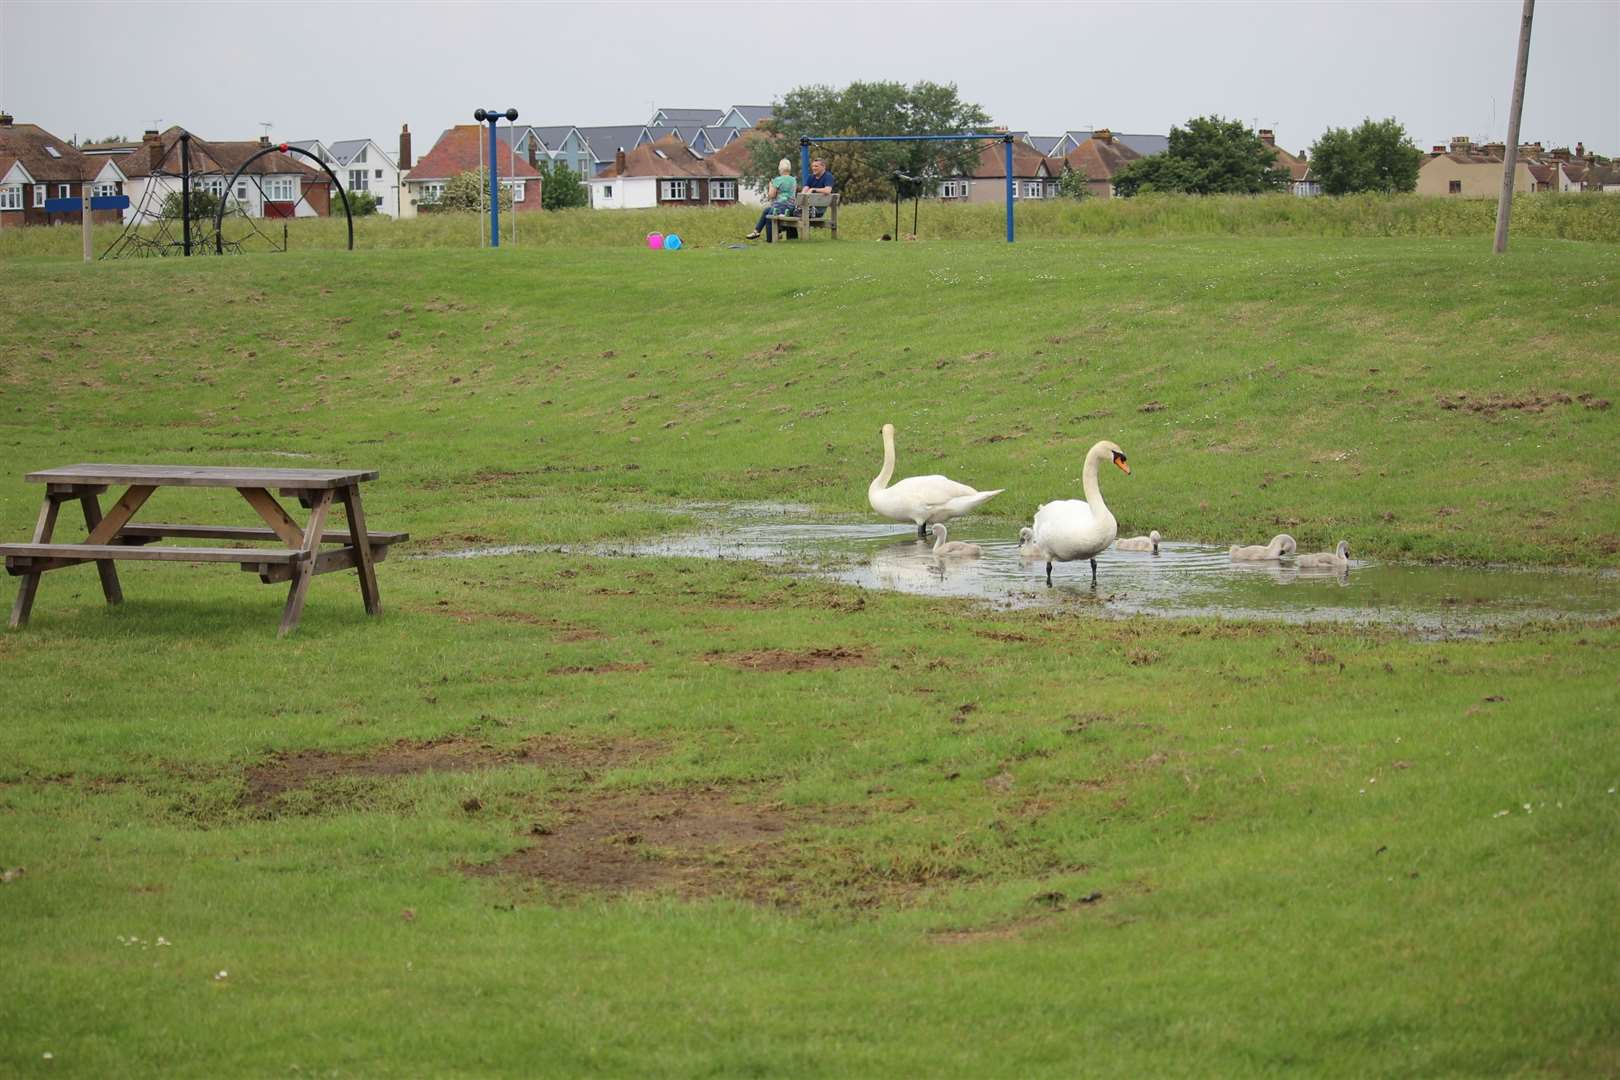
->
<box><xmin>746</xmin><ymin>158</ymin><xmax>798</xmax><ymax>240</ymax></box>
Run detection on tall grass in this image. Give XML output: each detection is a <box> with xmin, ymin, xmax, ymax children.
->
<box><xmin>3</xmin><ymin>192</ymin><xmax>1617</xmax><ymax>260</ymax></box>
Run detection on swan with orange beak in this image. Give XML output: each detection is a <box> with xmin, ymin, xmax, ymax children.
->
<box><xmin>1030</xmin><ymin>441</ymin><xmax>1131</xmax><ymax>587</ymax></box>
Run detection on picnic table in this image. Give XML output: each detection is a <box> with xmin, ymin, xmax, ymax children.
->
<box><xmin>2</xmin><ymin>464</ymin><xmax>406</xmax><ymax>636</ymax></box>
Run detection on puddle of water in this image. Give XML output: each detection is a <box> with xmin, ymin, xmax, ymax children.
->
<box><xmin>418</xmin><ymin>506</ymin><xmax>1618</xmax><ymax>636</ymax></box>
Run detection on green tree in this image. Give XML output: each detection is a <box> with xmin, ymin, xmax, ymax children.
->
<box><xmin>1056</xmin><ymin>165</ymin><xmax>1092</xmax><ymax>200</ymax></box>
<box><xmin>538</xmin><ymin>160</ymin><xmax>588</xmax><ymax>210</ymax></box>
<box><xmin>746</xmin><ymin>81</ymin><xmax>992</xmax><ymax>203</ymax></box>
<box><xmin>160</xmin><ymin>189</ymin><xmax>221</xmax><ymax>221</ymax></box>
<box><xmin>423</xmin><ymin>170</ymin><xmax>513</xmax><ymax>214</ymax></box>
<box><xmin>1113</xmin><ymin>115</ymin><xmax>1290</xmax><ymax>197</ymax></box>
<box><xmin>335</xmin><ymin>189</ymin><xmax>380</xmax><ymax>216</ymax></box>
<box><xmin>1309</xmin><ymin>117</ymin><xmax>1424</xmax><ymax>195</ymax></box>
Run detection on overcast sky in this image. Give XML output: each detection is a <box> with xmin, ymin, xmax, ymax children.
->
<box><xmin>2</xmin><ymin>0</ymin><xmax>1615</xmax><ymax>156</ymax></box>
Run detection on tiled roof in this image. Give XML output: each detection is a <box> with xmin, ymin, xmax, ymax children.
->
<box><xmin>1064</xmin><ymin>134</ymin><xmax>1144</xmax><ymax>181</ymax></box>
<box><xmin>593</xmin><ymin>132</ymin><xmax>741</xmax><ymax>181</ymax></box>
<box><xmin>1026</xmin><ymin>135</ymin><xmax>1062</xmax><ymax>155</ymax></box>
<box><xmin>114</xmin><ymin>127</ymin><xmax>325</xmax><ymax>180</ymax></box>
<box><xmin>406</xmin><ymin>124</ymin><xmax>541</xmax><ymax>182</ymax></box>
<box><xmin>727</xmin><ymin>105</ymin><xmax>774</xmax><ymax>127</ymax></box>
<box><xmin>967</xmin><ymin>140</ymin><xmax>1053</xmax><ymax>180</ymax></box>
<box><xmin>0</xmin><ymin>121</ymin><xmax>97</xmax><ymax>182</ymax></box>
<box><xmin>654</xmin><ymin>108</ymin><xmax>725</xmax><ymax>126</ymax></box>
<box><xmin>577</xmin><ymin>126</ymin><xmax>654</xmax><ymax>161</ymax></box>
<box><xmin>1263</xmin><ymin>141</ymin><xmax>1311</xmax><ymax>182</ymax></box>
<box><xmin>328</xmin><ymin>139</ymin><xmax>378</xmax><ymax>166</ymax></box>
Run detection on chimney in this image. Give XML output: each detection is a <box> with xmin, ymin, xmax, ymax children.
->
<box><xmin>527</xmin><ymin>140</ymin><xmax>538</xmax><ymax>168</ymax></box>
<box><xmin>1483</xmin><ymin>141</ymin><xmax>1505</xmax><ymax>159</ymax></box>
<box><xmin>1551</xmin><ymin>147</ymin><xmax>1570</xmax><ymax>162</ymax></box>
<box><xmin>1449</xmin><ymin>135</ymin><xmax>1471</xmax><ymax>154</ymax></box>
<box><xmin>1258</xmin><ymin>128</ymin><xmax>1275</xmax><ymax>146</ymax></box>
<box><xmin>615</xmin><ymin>148</ymin><xmax>627</xmax><ymax>174</ymax></box>
<box><xmin>1094</xmin><ymin>128</ymin><xmax>1113</xmax><ymax>143</ymax></box>
<box><xmin>1576</xmin><ymin>141</ymin><xmax>1586</xmax><ymax>160</ymax></box>
<box><xmin>1431</xmin><ymin>146</ymin><xmax>1445</xmax><ymax>156</ymax></box>
<box><xmin>144</xmin><ymin>129</ymin><xmax>164</xmax><ymax>170</ymax></box>
<box><xmin>259</xmin><ymin>134</ymin><xmax>270</xmax><ymax>148</ymax></box>
<box><xmin>399</xmin><ymin>124</ymin><xmax>412</xmax><ymax>170</ymax></box>
<box><xmin>0</xmin><ymin>112</ymin><xmax>12</xmax><ymax>127</ymax></box>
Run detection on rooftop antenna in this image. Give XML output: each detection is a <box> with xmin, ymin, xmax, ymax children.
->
<box><xmin>259</xmin><ymin>121</ymin><xmax>273</xmax><ymax>140</ymax></box>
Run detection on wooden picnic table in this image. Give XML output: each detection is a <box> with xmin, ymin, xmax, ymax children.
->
<box><xmin>1</xmin><ymin>464</ymin><xmax>406</xmax><ymax>636</ymax></box>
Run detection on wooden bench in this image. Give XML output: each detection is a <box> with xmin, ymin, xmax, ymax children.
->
<box><xmin>3</xmin><ymin>464</ymin><xmax>406</xmax><ymax>636</ymax></box>
<box><xmin>765</xmin><ymin>192</ymin><xmax>840</xmax><ymax>243</ymax></box>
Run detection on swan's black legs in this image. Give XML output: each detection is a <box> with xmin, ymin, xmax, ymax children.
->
<box><xmin>1090</xmin><ymin>558</ymin><xmax>1098</xmax><ymax>586</ymax></box>
<box><xmin>1045</xmin><ymin>560</ymin><xmax>1053</xmax><ymax>587</ymax></box>
<box><xmin>917</xmin><ymin>523</ymin><xmax>928</xmax><ymax>540</ymax></box>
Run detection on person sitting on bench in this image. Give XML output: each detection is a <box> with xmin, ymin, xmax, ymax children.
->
<box><xmin>746</xmin><ymin>159</ymin><xmax>798</xmax><ymax>240</ymax></box>
<box><xmin>802</xmin><ymin>156</ymin><xmax>837</xmax><ymax>216</ymax></box>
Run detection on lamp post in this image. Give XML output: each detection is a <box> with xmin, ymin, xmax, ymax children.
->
<box><xmin>473</xmin><ymin>108</ymin><xmax>519</xmax><ymax>248</ymax></box>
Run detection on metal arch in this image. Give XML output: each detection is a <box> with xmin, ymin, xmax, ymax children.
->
<box><xmin>212</xmin><ymin>144</ymin><xmax>354</xmax><ymax>254</ymax></box>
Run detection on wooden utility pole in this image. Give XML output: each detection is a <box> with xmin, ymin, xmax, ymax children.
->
<box><xmin>1494</xmin><ymin>0</ymin><xmax>1535</xmax><ymax>254</ymax></box>
<box><xmin>81</xmin><ymin>189</ymin><xmax>93</xmax><ymax>263</ymax></box>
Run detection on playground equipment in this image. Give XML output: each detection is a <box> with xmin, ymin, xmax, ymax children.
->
<box><xmin>473</xmin><ymin>108</ymin><xmax>519</xmax><ymax>248</ymax></box>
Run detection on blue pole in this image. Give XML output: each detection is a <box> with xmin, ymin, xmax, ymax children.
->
<box><xmin>1004</xmin><ymin>135</ymin><xmax>1014</xmax><ymax>243</ymax></box>
<box><xmin>799</xmin><ymin>137</ymin><xmax>811</xmax><ymax>189</ymax></box>
<box><xmin>487</xmin><ymin>118</ymin><xmax>500</xmax><ymax>248</ymax></box>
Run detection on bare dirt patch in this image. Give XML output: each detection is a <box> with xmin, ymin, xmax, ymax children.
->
<box><xmin>1436</xmin><ymin>390</ymin><xmax>1610</xmax><ymax>416</ymax></box>
<box><xmin>546</xmin><ymin>662</ymin><xmax>649</xmax><ymax>675</ymax></box>
<box><xmin>241</xmin><ymin>735</ymin><xmax>660</xmax><ymax>810</ymax></box>
<box><xmin>706</xmin><ymin>647</ymin><xmax>869</xmax><ymax>673</ymax></box>
<box><xmin>465</xmin><ymin>787</ymin><xmax>797</xmax><ymax>899</ymax></box>
<box><xmin>929</xmin><ymin>890</ymin><xmax>1105</xmax><ymax>944</ymax></box>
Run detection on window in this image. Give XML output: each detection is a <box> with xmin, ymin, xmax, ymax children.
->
<box><xmin>197</xmin><ymin>177</ymin><xmax>225</xmax><ymax>198</ymax></box>
<box><xmin>34</xmin><ymin>185</ymin><xmax>46</xmax><ymax>207</ymax></box>
<box><xmin>263</xmin><ymin>176</ymin><xmax>297</xmax><ymax>201</ymax></box>
<box><xmin>348</xmin><ymin>169</ymin><xmax>369</xmax><ymax>192</ymax></box>
<box><xmin>660</xmin><ymin>179</ymin><xmax>688</xmax><ymax>200</ymax></box>
<box><xmin>58</xmin><ymin>184</ymin><xmax>72</xmax><ymax>199</ymax></box>
<box><xmin>1022</xmin><ymin>180</ymin><xmax>1044</xmax><ymax>199</ymax></box>
<box><xmin>940</xmin><ymin>180</ymin><xmax>964</xmax><ymax>198</ymax></box>
<box><xmin>1448</xmin><ymin>179</ymin><xmax>1462</xmax><ymax>194</ymax></box>
<box><xmin>711</xmin><ymin>179</ymin><xmax>736</xmax><ymax>200</ymax></box>
<box><xmin>354</xmin><ymin>147</ymin><xmax>366</xmax><ymax>164</ymax></box>
<box><xmin>503</xmin><ymin>179</ymin><xmax>524</xmax><ymax>202</ymax></box>
<box><xmin>236</xmin><ymin>182</ymin><xmax>250</xmax><ymax>201</ymax></box>
<box><xmin>374</xmin><ymin>169</ymin><xmax>382</xmax><ymax>179</ymax></box>
<box><xmin>44</xmin><ymin>146</ymin><xmax>61</xmax><ymax>159</ymax></box>
<box><xmin>602</xmin><ymin>184</ymin><xmax>613</xmax><ymax>199</ymax></box>
<box><xmin>92</xmin><ymin>181</ymin><xmax>118</xmax><ymax>197</ymax></box>
<box><xmin>0</xmin><ymin>185</ymin><xmax>22</xmax><ymax>210</ymax></box>
<box><xmin>420</xmin><ymin>182</ymin><xmax>444</xmax><ymax>204</ymax></box>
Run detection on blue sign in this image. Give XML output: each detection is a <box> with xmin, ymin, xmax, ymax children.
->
<box><xmin>43</xmin><ymin>195</ymin><xmax>130</xmax><ymax>212</ymax></box>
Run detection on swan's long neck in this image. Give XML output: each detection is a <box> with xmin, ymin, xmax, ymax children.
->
<box><xmin>1081</xmin><ymin>445</ymin><xmax>1108</xmax><ymax>518</ymax></box>
<box><xmin>870</xmin><ymin>429</ymin><xmax>896</xmax><ymax>495</ymax></box>
<box><xmin>932</xmin><ymin>525</ymin><xmax>947</xmax><ymax>552</ymax></box>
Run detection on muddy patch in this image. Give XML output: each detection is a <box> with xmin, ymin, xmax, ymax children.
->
<box><xmin>707</xmin><ymin>647</ymin><xmax>869</xmax><ymax>673</ymax></box>
<box><xmin>930</xmin><ymin>889</ymin><xmax>1105</xmax><ymax>945</ymax></box>
<box><xmin>465</xmin><ymin>787</ymin><xmax>797</xmax><ymax>899</ymax></box>
<box><xmin>242</xmin><ymin>735</ymin><xmax>660</xmax><ymax>810</ymax></box>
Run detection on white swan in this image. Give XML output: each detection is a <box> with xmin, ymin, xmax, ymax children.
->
<box><xmin>868</xmin><ymin>423</ymin><xmax>1003</xmax><ymax>539</ymax></box>
<box><xmin>1229</xmin><ymin>534</ymin><xmax>1296</xmax><ymax>561</ymax></box>
<box><xmin>1115</xmin><ymin>529</ymin><xmax>1161</xmax><ymax>554</ymax></box>
<box><xmin>1296</xmin><ymin>540</ymin><xmax>1351</xmax><ymax>568</ymax></box>
<box><xmin>930</xmin><ymin>524</ymin><xmax>982</xmax><ymax>558</ymax></box>
<box><xmin>1017</xmin><ymin>526</ymin><xmax>1046</xmax><ymax>560</ymax></box>
<box><xmin>1031</xmin><ymin>440</ymin><xmax>1130</xmax><ymax>586</ymax></box>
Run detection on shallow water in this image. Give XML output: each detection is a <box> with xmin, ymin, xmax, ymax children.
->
<box><xmin>425</xmin><ymin>504</ymin><xmax>1618</xmax><ymax>636</ymax></box>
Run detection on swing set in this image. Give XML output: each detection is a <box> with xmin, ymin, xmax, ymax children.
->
<box><xmin>795</xmin><ymin>132</ymin><xmax>1018</xmax><ymax>242</ymax></box>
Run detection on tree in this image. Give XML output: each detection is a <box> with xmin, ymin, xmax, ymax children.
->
<box><xmin>1112</xmin><ymin>115</ymin><xmax>1291</xmax><ymax>197</ymax></box>
<box><xmin>538</xmin><ymin>160</ymin><xmax>588</xmax><ymax>210</ymax></box>
<box><xmin>1056</xmin><ymin>166</ymin><xmax>1092</xmax><ymax>200</ymax></box>
<box><xmin>160</xmin><ymin>189</ymin><xmax>221</xmax><ymax>221</ymax></box>
<box><xmin>746</xmin><ymin>81</ymin><xmax>991</xmax><ymax>203</ymax></box>
<box><xmin>422</xmin><ymin>170</ymin><xmax>513</xmax><ymax>213</ymax></box>
<box><xmin>336</xmin><ymin>190</ymin><xmax>380</xmax><ymax>216</ymax></box>
<box><xmin>1308</xmin><ymin>118</ymin><xmax>1424</xmax><ymax>195</ymax></box>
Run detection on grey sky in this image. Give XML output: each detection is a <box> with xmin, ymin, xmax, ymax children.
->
<box><xmin>2</xmin><ymin>0</ymin><xmax>1615</xmax><ymax>155</ymax></box>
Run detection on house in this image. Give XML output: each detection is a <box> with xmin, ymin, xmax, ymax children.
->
<box><xmin>108</xmin><ymin>127</ymin><xmax>329</xmax><ymax>224</ymax></box>
<box><xmin>401</xmin><ymin>124</ymin><xmax>542</xmax><ymax>216</ymax></box>
<box><xmin>502</xmin><ymin>126</ymin><xmax>595</xmax><ymax>180</ymax></box>
<box><xmin>587</xmin><ymin>133</ymin><xmax>748</xmax><ymax>210</ymax></box>
<box><xmin>1024</xmin><ymin>135</ymin><xmax>1064</xmax><ymax>156</ymax></box>
<box><xmin>326</xmin><ymin>138</ymin><xmax>404</xmax><ymax>217</ymax></box>
<box><xmin>287</xmin><ymin>139</ymin><xmax>335</xmax><ymax>165</ymax></box>
<box><xmin>1416</xmin><ymin>137</ymin><xmax>1534</xmax><ymax>196</ymax></box>
<box><xmin>1526</xmin><ymin>161</ymin><xmax>1575</xmax><ymax>193</ymax></box>
<box><xmin>720</xmin><ymin>105</ymin><xmax>773</xmax><ymax>129</ymax></box>
<box><xmin>650</xmin><ymin>125</ymin><xmax>740</xmax><ymax>155</ymax></box>
<box><xmin>1049</xmin><ymin>130</ymin><xmax>1169</xmax><ymax>159</ymax></box>
<box><xmin>575</xmin><ymin>126</ymin><xmax>656</xmax><ymax>175</ymax></box>
<box><xmin>1058</xmin><ymin>128</ymin><xmax>1143</xmax><ymax>199</ymax></box>
<box><xmin>1258</xmin><ymin>130</ymin><xmax>1319</xmax><ymax>197</ymax></box>
<box><xmin>647</xmin><ymin>107</ymin><xmax>726</xmax><ymax>128</ymax></box>
<box><xmin>938</xmin><ymin>139</ymin><xmax>1058</xmax><ymax>203</ymax></box>
<box><xmin>0</xmin><ymin>113</ymin><xmax>127</xmax><ymax>229</ymax></box>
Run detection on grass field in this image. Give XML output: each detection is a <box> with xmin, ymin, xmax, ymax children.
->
<box><xmin>1</xmin><ymin>233</ymin><xmax>1617</xmax><ymax>1076</ymax></box>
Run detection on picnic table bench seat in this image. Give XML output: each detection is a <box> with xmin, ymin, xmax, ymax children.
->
<box><xmin>766</xmin><ymin>192</ymin><xmax>840</xmax><ymax>242</ymax></box>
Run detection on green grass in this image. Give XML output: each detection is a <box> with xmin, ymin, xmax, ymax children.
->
<box><xmin>3</xmin><ymin>191</ymin><xmax>1618</xmax><ymax>260</ymax></box>
<box><xmin>0</xmin><ymin>237</ymin><xmax>1616</xmax><ymax>1077</ymax></box>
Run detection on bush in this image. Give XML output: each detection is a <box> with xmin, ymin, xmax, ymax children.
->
<box><xmin>538</xmin><ymin>162</ymin><xmax>588</xmax><ymax>210</ymax></box>
<box><xmin>160</xmin><ymin>189</ymin><xmax>221</xmax><ymax>221</ymax></box>
<box><xmin>335</xmin><ymin>190</ymin><xmax>380</xmax><ymax>217</ymax></box>
<box><xmin>422</xmin><ymin>171</ymin><xmax>513</xmax><ymax>214</ymax></box>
